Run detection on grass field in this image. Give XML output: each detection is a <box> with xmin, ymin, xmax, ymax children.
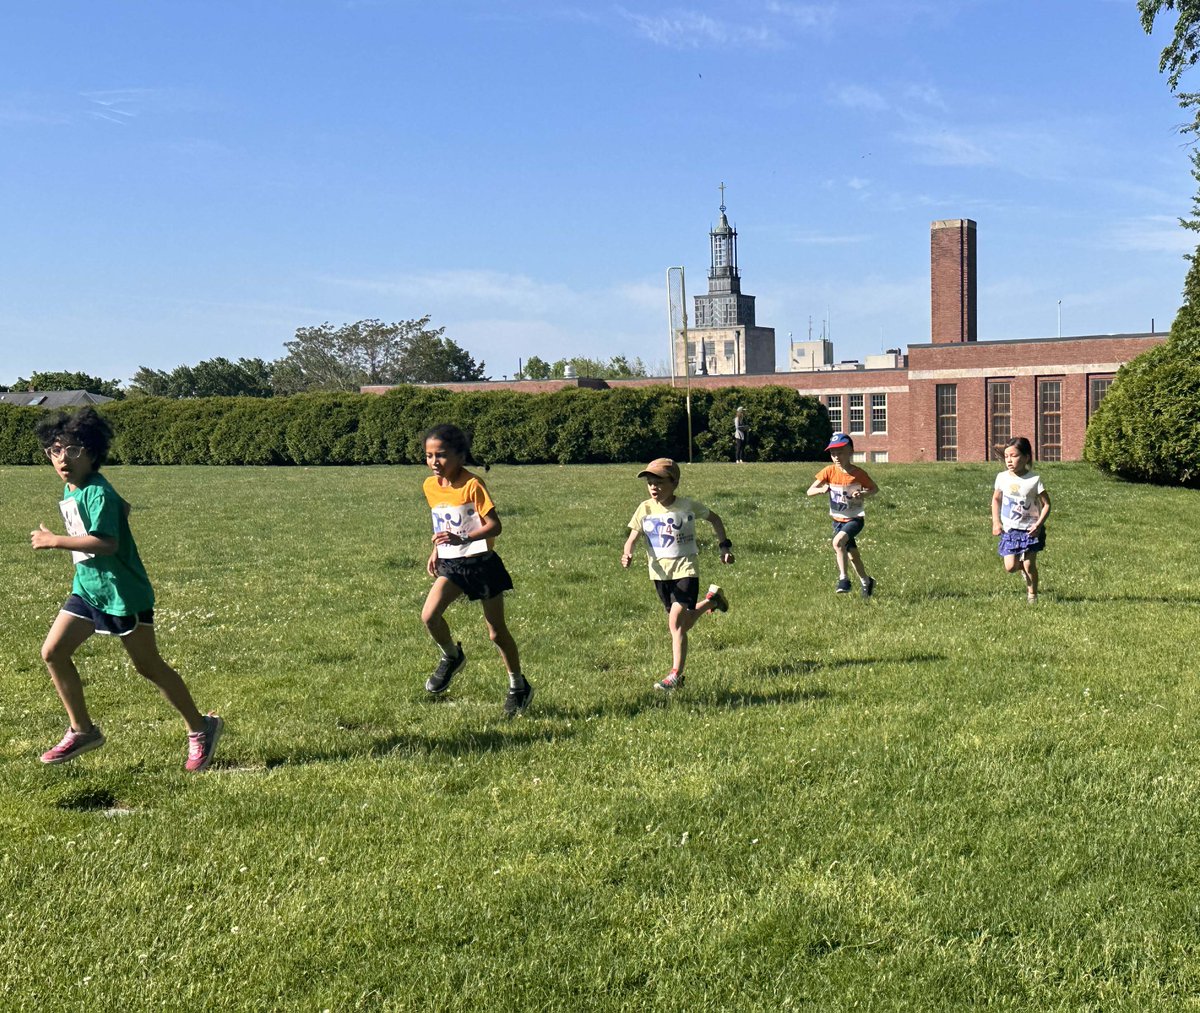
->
<box><xmin>1</xmin><ymin>460</ymin><xmax>1199</xmax><ymax>1011</ymax></box>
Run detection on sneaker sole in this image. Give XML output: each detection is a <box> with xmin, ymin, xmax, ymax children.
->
<box><xmin>186</xmin><ymin>716</ymin><xmax>223</xmax><ymax>773</ymax></box>
<box><xmin>41</xmin><ymin>735</ymin><xmax>105</xmax><ymax>765</ymax></box>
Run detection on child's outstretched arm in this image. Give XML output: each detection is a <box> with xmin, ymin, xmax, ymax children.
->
<box><xmin>30</xmin><ymin>524</ymin><xmax>116</xmax><ymax>556</ymax></box>
<box><xmin>991</xmin><ymin>489</ymin><xmax>1003</xmax><ymax>536</ymax></box>
<box><xmin>620</xmin><ymin>528</ymin><xmax>640</xmax><ymax>569</ymax></box>
<box><xmin>706</xmin><ymin>510</ymin><xmax>734</xmax><ymax>564</ymax></box>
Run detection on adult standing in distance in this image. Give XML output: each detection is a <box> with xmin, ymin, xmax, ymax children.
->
<box><xmin>733</xmin><ymin>406</ymin><xmax>747</xmax><ymax>464</ymax></box>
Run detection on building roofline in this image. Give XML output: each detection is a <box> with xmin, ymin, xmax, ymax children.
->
<box><xmin>907</xmin><ymin>331</ymin><xmax>1160</xmax><ymax>350</ymax></box>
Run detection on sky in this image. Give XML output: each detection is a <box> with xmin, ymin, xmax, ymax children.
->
<box><xmin>1</xmin><ymin>0</ymin><xmax>1196</xmax><ymax>385</ymax></box>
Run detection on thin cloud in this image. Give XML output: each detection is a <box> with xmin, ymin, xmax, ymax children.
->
<box><xmin>1106</xmin><ymin>215</ymin><xmax>1196</xmax><ymax>254</ymax></box>
<box><xmin>616</xmin><ymin>7</ymin><xmax>780</xmax><ymax>49</ymax></box>
<box><xmin>763</xmin><ymin>1</ymin><xmax>837</xmax><ymax>32</ymax></box>
<box><xmin>832</xmin><ymin>84</ymin><xmax>889</xmax><ymax>112</ymax></box>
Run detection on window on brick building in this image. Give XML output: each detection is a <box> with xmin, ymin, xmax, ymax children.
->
<box><xmin>824</xmin><ymin>394</ymin><xmax>842</xmax><ymax>432</ymax></box>
<box><xmin>871</xmin><ymin>451</ymin><xmax>889</xmax><ymax>463</ymax></box>
<box><xmin>987</xmin><ymin>380</ymin><xmax>1012</xmax><ymax>461</ymax></box>
<box><xmin>723</xmin><ymin>340</ymin><xmax>735</xmax><ymax>358</ymax></box>
<box><xmin>1038</xmin><ymin>379</ymin><xmax>1062</xmax><ymax>461</ymax></box>
<box><xmin>848</xmin><ymin>393</ymin><xmax>865</xmax><ymax>434</ymax></box>
<box><xmin>870</xmin><ymin>393</ymin><xmax>888</xmax><ymax>433</ymax></box>
<box><xmin>1088</xmin><ymin>375</ymin><xmax>1114</xmax><ymax>418</ymax></box>
<box><xmin>936</xmin><ymin>384</ymin><xmax>957</xmax><ymax>461</ymax></box>
<box><xmin>852</xmin><ymin>452</ymin><xmax>867</xmax><ymax>463</ymax></box>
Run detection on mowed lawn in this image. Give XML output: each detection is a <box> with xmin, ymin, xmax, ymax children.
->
<box><xmin>1</xmin><ymin>461</ymin><xmax>1198</xmax><ymax>1011</ymax></box>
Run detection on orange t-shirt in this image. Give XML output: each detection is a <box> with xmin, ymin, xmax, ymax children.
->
<box><xmin>813</xmin><ymin>463</ymin><xmax>876</xmax><ymax>520</ymax></box>
<box><xmin>422</xmin><ymin>470</ymin><xmax>497</xmax><ymax>557</ymax></box>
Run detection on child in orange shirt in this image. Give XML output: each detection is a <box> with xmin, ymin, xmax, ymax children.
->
<box><xmin>807</xmin><ymin>433</ymin><xmax>878</xmax><ymax>597</ymax></box>
<box><xmin>420</xmin><ymin>424</ymin><xmax>532</xmax><ymax>717</ymax></box>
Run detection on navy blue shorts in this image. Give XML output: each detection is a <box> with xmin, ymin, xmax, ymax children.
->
<box><xmin>832</xmin><ymin>517</ymin><xmax>865</xmax><ymax>549</ymax></box>
<box><xmin>998</xmin><ymin>528</ymin><xmax>1046</xmax><ymax>558</ymax></box>
<box><xmin>61</xmin><ymin>594</ymin><xmax>154</xmax><ymax>637</ymax></box>
<box><xmin>654</xmin><ymin>577</ymin><xmax>699</xmax><ymax>612</ymax></box>
<box><xmin>435</xmin><ymin>551</ymin><xmax>514</xmax><ymax>602</ymax></box>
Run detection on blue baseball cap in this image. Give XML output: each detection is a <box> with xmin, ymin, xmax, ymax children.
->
<box><xmin>825</xmin><ymin>432</ymin><xmax>852</xmax><ymax>450</ymax></box>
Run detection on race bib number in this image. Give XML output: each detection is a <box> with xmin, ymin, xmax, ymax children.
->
<box><xmin>641</xmin><ymin>511</ymin><xmax>696</xmax><ymax>559</ymax></box>
<box><xmin>58</xmin><ymin>498</ymin><xmax>94</xmax><ymax>564</ymax></box>
<box><xmin>1001</xmin><ymin>494</ymin><xmax>1035</xmax><ymax>530</ymax></box>
<box><xmin>431</xmin><ymin>504</ymin><xmax>487</xmax><ymax>558</ymax></box>
<box><xmin>828</xmin><ymin>483</ymin><xmax>865</xmax><ymax>518</ymax></box>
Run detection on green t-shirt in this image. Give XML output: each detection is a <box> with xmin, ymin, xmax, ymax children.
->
<box><xmin>58</xmin><ymin>473</ymin><xmax>155</xmax><ymax>616</ymax></box>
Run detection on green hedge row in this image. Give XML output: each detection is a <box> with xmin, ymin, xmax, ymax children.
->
<box><xmin>0</xmin><ymin>385</ymin><xmax>829</xmax><ymax>466</ymax></box>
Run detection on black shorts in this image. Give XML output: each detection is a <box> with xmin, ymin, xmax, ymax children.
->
<box><xmin>832</xmin><ymin>517</ymin><xmax>865</xmax><ymax>549</ymax></box>
<box><xmin>435</xmin><ymin>551</ymin><xmax>514</xmax><ymax>602</ymax></box>
<box><xmin>654</xmin><ymin>577</ymin><xmax>700</xmax><ymax>612</ymax></box>
<box><xmin>61</xmin><ymin>593</ymin><xmax>154</xmax><ymax>637</ymax></box>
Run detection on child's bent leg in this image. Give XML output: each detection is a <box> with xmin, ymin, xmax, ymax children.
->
<box><xmin>1002</xmin><ymin>554</ymin><xmax>1021</xmax><ymax>574</ymax></box>
<box><xmin>480</xmin><ymin>594</ymin><xmax>520</xmax><ymax>675</ymax></box>
<box><xmin>832</xmin><ymin>532</ymin><xmax>850</xmax><ymax>579</ymax></box>
<box><xmin>1023</xmin><ymin>554</ymin><xmax>1039</xmax><ymax>597</ymax></box>
<box><xmin>847</xmin><ymin>545</ymin><xmax>869</xmax><ymax>582</ymax></box>
<box><xmin>668</xmin><ymin>603</ymin><xmax>701</xmax><ymax>674</ymax></box>
<box><xmin>41</xmin><ymin>611</ymin><xmax>98</xmax><ymax>732</ymax></box>
<box><xmin>422</xmin><ymin>577</ymin><xmax>465</xmax><ymax>654</ymax></box>
<box><xmin>121</xmin><ymin>625</ymin><xmax>206</xmax><ymax>732</ymax></box>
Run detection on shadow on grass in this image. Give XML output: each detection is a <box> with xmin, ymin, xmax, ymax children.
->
<box><xmin>1051</xmin><ymin>592</ymin><xmax>1200</xmax><ymax>605</ymax></box>
<box><xmin>261</xmin><ymin>718</ymin><xmax>576</xmax><ymax>769</ymax></box>
<box><xmin>750</xmin><ymin>654</ymin><xmax>945</xmax><ymax>679</ymax></box>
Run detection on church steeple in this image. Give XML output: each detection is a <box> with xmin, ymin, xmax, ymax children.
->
<box><xmin>708</xmin><ymin>182</ymin><xmax>741</xmax><ymax>295</ymax></box>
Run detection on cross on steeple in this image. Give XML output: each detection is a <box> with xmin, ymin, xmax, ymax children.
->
<box><xmin>718</xmin><ymin>181</ymin><xmax>727</xmax><ymax>213</ymax></box>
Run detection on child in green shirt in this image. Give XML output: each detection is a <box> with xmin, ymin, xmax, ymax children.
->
<box><xmin>30</xmin><ymin>408</ymin><xmax>223</xmax><ymax>771</ymax></box>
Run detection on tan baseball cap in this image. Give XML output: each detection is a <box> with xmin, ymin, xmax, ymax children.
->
<box><xmin>637</xmin><ymin>457</ymin><xmax>680</xmax><ymax>483</ymax></box>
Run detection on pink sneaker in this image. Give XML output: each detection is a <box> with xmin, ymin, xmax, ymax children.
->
<box><xmin>41</xmin><ymin>726</ymin><xmax>105</xmax><ymax>765</ymax></box>
<box><xmin>654</xmin><ymin>670</ymin><xmax>685</xmax><ymax>692</ymax></box>
<box><xmin>185</xmin><ymin>714</ymin><xmax>223</xmax><ymax>772</ymax></box>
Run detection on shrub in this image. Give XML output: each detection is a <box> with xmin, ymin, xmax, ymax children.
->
<box><xmin>0</xmin><ymin>404</ymin><xmax>44</xmax><ymax>464</ymax></box>
<box><xmin>284</xmin><ymin>393</ymin><xmax>365</xmax><ymax>465</ymax></box>
<box><xmin>1085</xmin><ymin>244</ymin><xmax>1200</xmax><ymax>487</ymax></box>
<box><xmin>1084</xmin><ymin>342</ymin><xmax>1200</xmax><ymax>486</ymax></box>
<box><xmin>209</xmin><ymin>398</ymin><xmax>293</xmax><ymax>465</ymax></box>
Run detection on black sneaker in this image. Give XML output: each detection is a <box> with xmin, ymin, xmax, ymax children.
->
<box><xmin>504</xmin><ymin>682</ymin><xmax>534</xmax><ymax>717</ymax></box>
<box><xmin>426</xmin><ymin>643</ymin><xmax>465</xmax><ymax>694</ymax></box>
<box><xmin>835</xmin><ymin>578</ymin><xmax>852</xmax><ymax>594</ymax></box>
<box><xmin>861</xmin><ymin>576</ymin><xmax>875</xmax><ymax>598</ymax></box>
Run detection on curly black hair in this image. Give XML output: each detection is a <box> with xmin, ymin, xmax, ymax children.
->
<box><xmin>34</xmin><ymin>407</ymin><xmax>114</xmax><ymax>468</ymax></box>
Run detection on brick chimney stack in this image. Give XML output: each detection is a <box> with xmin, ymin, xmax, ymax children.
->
<box><xmin>930</xmin><ymin>219</ymin><xmax>977</xmax><ymax>344</ymax></box>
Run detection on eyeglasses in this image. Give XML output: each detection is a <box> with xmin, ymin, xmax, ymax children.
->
<box><xmin>44</xmin><ymin>445</ymin><xmax>84</xmax><ymax>461</ymax></box>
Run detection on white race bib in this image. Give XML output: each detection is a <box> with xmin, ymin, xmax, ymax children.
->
<box><xmin>641</xmin><ymin>510</ymin><xmax>697</xmax><ymax>559</ymax></box>
<box><xmin>431</xmin><ymin>504</ymin><xmax>488</xmax><ymax>558</ymax></box>
<box><xmin>828</xmin><ymin>483</ymin><xmax>865</xmax><ymax>518</ymax></box>
<box><xmin>58</xmin><ymin>498</ymin><xmax>94</xmax><ymax>564</ymax></box>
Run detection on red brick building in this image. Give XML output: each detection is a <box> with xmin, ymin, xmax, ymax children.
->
<box><xmin>365</xmin><ymin>219</ymin><xmax>1167</xmax><ymax>463</ymax></box>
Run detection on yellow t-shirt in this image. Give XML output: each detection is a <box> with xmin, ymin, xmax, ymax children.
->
<box><xmin>423</xmin><ymin>471</ymin><xmax>497</xmax><ymax>558</ymax></box>
<box><xmin>628</xmin><ymin>495</ymin><xmax>711</xmax><ymax>581</ymax></box>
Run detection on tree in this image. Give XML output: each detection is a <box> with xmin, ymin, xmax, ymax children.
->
<box><xmin>517</xmin><ymin>354</ymin><xmax>651</xmax><ymax>380</ymax></box>
<box><xmin>272</xmin><ymin>316</ymin><xmax>484</xmax><ymax>393</ymax></box>
<box><xmin>1083</xmin><ymin>4</ymin><xmax>1200</xmax><ymax>485</ymax></box>
<box><xmin>13</xmin><ymin>370</ymin><xmax>124</xmax><ymax>399</ymax></box>
<box><xmin>522</xmin><ymin>355</ymin><xmax>552</xmax><ymax>380</ymax></box>
<box><xmin>128</xmin><ymin>357</ymin><xmax>274</xmax><ymax>398</ymax></box>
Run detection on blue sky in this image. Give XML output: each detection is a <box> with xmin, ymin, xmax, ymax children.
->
<box><xmin>1</xmin><ymin>0</ymin><xmax>1194</xmax><ymax>384</ymax></box>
